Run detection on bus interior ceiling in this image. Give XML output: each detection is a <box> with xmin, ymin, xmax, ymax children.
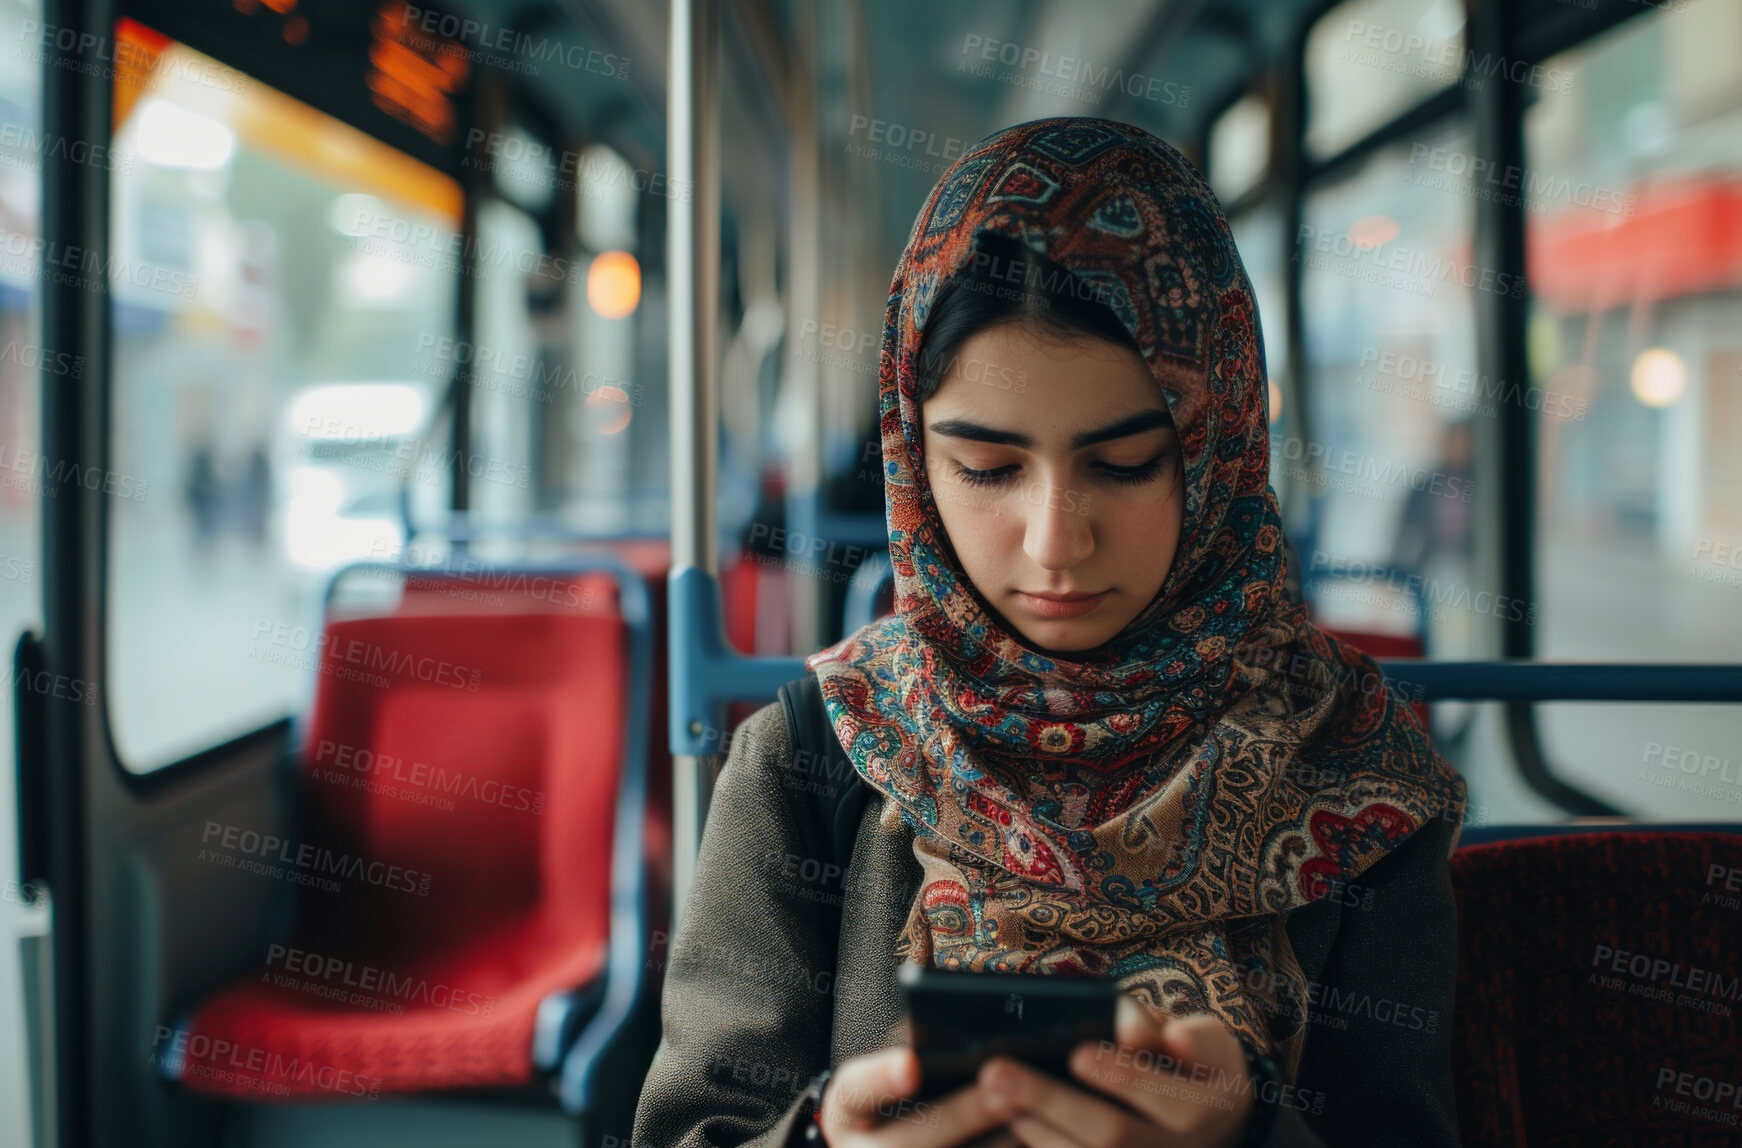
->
<box><xmin>0</xmin><ymin>0</ymin><xmax>1737</xmax><ymax>1145</ymax></box>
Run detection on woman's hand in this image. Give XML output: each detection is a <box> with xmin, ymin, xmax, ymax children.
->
<box><xmin>817</xmin><ymin>1047</ymin><xmax>1017</xmax><ymax>1148</ymax></box>
<box><xmin>974</xmin><ymin>997</ymin><xmax>1256</xmax><ymax>1148</ymax></box>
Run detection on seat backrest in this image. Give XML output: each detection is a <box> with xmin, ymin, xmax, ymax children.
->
<box><xmin>1450</xmin><ymin>832</ymin><xmax>1742</xmax><ymax>1145</ymax></box>
<box><xmin>296</xmin><ymin>570</ymin><xmax>629</xmax><ymax>956</ymax></box>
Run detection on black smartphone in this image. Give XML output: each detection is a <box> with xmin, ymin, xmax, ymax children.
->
<box><xmin>896</xmin><ymin>964</ymin><xmax>1119</xmax><ymax>1101</ymax></box>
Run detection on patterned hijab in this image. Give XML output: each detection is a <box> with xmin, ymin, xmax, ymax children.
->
<box><xmin>805</xmin><ymin>117</ymin><xmax>1466</xmax><ymax>1078</ymax></box>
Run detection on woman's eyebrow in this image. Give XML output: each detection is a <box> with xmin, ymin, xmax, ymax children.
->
<box><xmin>928</xmin><ymin>418</ymin><xmax>1031</xmax><ymax>447</ymax></box>
<box><xmin>1068</xmin><ymin>409</ymin><xmax>1172</xmax><ymax>449</ymax></box>
<box><xmin>928</xmin><ymin>409</ymin><xmax>1173</xmax><ymax>450</ymax></box>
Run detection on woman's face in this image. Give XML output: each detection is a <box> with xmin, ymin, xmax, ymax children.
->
<box><xmin>921</xmin><ymin>320</ymin><xmax>1185</xmax><ymax>654</ymax></box>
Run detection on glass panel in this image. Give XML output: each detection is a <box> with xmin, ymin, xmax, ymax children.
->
<box><xmin>1231</xmin><ymin>208</ymin><xmax>1288</xmax><ymax>435</ymax></box>
<box><xmin>107</xmin><ymin>23</ymin><xmax>460</xmax><ymax>771</ymax></box>
<box><xmin>0</xmin><ymin>0</ymin><xmax>48</xmax><ymax>1137</ymax></box>
<box><xmin>1525</xmin><ymin>0</ymin><xmax>1742</xmax><ymax>818</ymax></box>
<box><xmin>1209</xmin><ymin>92</ymin><xmax>1269</xmax><ymax>203</ymax></box>
<box><xmin>1305</xmin><ymin>0</ymin><xmax>1466</xmax><ymax>158</ymax></box>
<box><xmin>463</xmin><ymin>198</ymin><xmax>542</xmax><ymax>529</ymax></box>
<box><xmin>568</xmin><ymin>146</ymin><xmax>647</xmax><ymax>532</ymax></box>
<box><xmin>1295</xmin><ymin>119</ymin><xmax>1481</xmax><ymax>662</ymax></box>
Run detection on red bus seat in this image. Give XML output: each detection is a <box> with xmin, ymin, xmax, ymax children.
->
<box><xmin>164</xmin><ymin>566</ymin><xmax>648</xmax><ymax>1100</ymax></box>
<box><xmin>1450</xmin><ymin>830</ymin><xmax>1742</xmax><ymax>1145</ymax></box>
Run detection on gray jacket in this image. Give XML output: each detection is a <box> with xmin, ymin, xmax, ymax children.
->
<box><xmin>632</xmin><ymin>699</ymin><xmax>1462</xmax><ymax>1148</ymax></box>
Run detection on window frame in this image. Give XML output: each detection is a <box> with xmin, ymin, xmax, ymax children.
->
<box><xmin>93</xmin><ymin>16</ymin><xmax>482</xmax><ymax>786</ymax></box>
<box><xmin>1272</xmin><ymin>0</ymin><xmax>1680</xmax><ymax>815</ymax></box>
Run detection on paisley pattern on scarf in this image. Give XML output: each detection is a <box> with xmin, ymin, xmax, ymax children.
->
<box><xmin>805</xmin><ymin>117</ymin><xmax>1467</xmax><ymax>1080</ymax></box>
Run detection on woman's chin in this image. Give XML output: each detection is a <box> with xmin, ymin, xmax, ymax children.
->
<box><xmin>1011</xmin><ymin>616</ymin><xmax>1124</xmax><ymax>656</ymax></box>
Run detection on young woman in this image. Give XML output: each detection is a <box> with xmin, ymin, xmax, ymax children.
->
<box><xmin>634</xmin><ymin>117</ymin><xmax>1467</xmax><ymax>1148</ymax></box>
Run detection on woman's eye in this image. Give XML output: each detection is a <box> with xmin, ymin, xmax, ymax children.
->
<box><xmin>1094</xmin><ymin>453</ymin><xmax>1168</xmax><ymax>485</ymax></box>
<box><xmin>954</xmin><ymin>462</ymin><xmax>1017</xmax><ymax>487</ymax></box>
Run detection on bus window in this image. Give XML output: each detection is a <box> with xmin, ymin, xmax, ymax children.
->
<box><xmin>106</xmin><ymin>23</ymin><xmax>460</xmax><ymax>771</ymax></box>
<box><xmin>464</xmin><ymin>197</ymin><xmax>542</xmax><ymax>533</ymax></box>
<box><xmin>567</xmin><ymin>146</ymin><xmax>649</xmax><ymax>533</ymax></box>
<box><xmin>1230</xmin><ymin>208</ymin><xmax>1289</xmax><ymax>441</ymax></box>
<box><xmin>1296</xmin><ymin>120</ymin><xmax>1481</xmax><ymax>660</ymax></box>
<box><xmin>1305</xmin><ymin>0</ymin><xmax>1466</xmax><ymax>158</ymax></box>
<box><xmin>1525</xmin><ymin>0</ymin><xmax>1742</xmax><ymax>817</ymax></box>
<box><xmin>1209</xmin><ymin>92</ymin><xmax>1269</xmax><ymax>205</ymax></box>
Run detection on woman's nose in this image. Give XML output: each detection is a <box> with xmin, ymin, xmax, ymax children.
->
<box><xmin>1020</xmin><ymin>480</ymin><xmax>1094</xmax><ymax>571</ymax></box>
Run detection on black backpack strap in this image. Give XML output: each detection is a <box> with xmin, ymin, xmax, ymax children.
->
<box><xmin>776</xmin><ymin>674</ymin><xmax>871</xmax><ymax>876</ymax></box>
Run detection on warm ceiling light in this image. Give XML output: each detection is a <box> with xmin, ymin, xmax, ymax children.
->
<box><xmin>1630</xmin><ymin>347</ymin><xmax>1686</xmax><ymax>408</ymax></box>
<box><xmin>587</xmin><ymin>250</ymin><xmax>641</xmax><ymax>319</ymax></box>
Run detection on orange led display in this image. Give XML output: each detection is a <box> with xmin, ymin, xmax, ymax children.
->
<box><xmin>367</xmin><ymin>1</ymin><xmax>468</xmax><ymax>146</ymax></box>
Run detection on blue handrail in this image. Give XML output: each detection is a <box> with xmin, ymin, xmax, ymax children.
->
<box><xmin>671</xmin><ymin>565</ymin><xmax>1742</xmax><ymax>755</ymax></box>
<box><xmin>1379</xmin><ymin>662</ymin><xmax>1742</xmax><ymax>703</ymax></box>
<box><xmin>669</xmin><ymin>567</ymin><xmax>811</xmax><ymax>755</ymax></box>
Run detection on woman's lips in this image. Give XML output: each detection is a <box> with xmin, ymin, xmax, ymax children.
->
<box><xmin>1016</xmin><ymin>590</ymin><xmax>1109</xmax><ymax>619</ymax></box>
